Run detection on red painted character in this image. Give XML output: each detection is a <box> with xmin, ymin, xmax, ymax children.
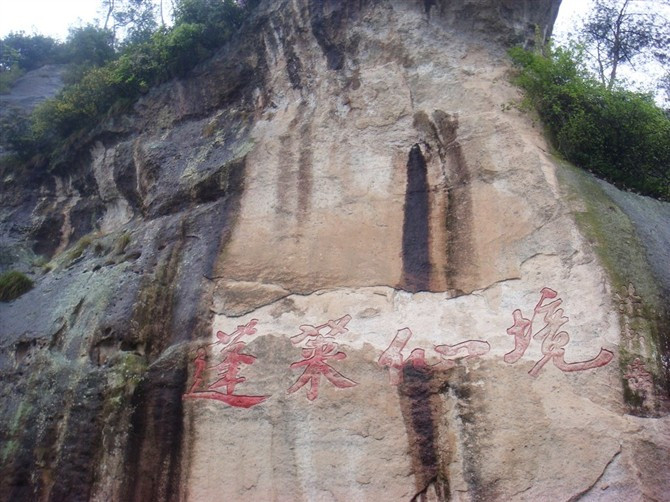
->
<box><xmin>504</xmin><ymin>287</ymin><xmax>558</xmax><ymax>364</ymax></box>
<box><xmin>183</xmin><ymin>319</ymin><xmax>269</xmax><ymax>408</ymax></box>
<box><xmin>434</xmin><ymin>340</ymin><xmax>491</xmax><ymax>369</ymax></box>
<box><xmin>209</xmin><ymin>341</ymin><xmax>257</xmax><ymax>395</ymax></box>
<box><xmin>378</xmin><ymin>328</ymin><xmax>415</xmax><ymax>384</ymax></box>
<box><xmin>187</xmin><ymin>347</ymin><xmax>208</xmax><ymax>394</ymax></box>
<box><xmin>505</xmin><ymin>288</ymin><xmax>614</xmax><ymax>377</ymax></box>
<box><xmin>288</xmin><ymin>315</ymin><xmax>358</xmax><ymax>401</ymax></box>
<box><xmin>379</xmin><ymin>328</ymin><xmax>490</xmax><ymax>384</ymax></box>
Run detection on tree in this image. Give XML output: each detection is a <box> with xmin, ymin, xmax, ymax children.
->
<box><xmin>509</xmin><ymin>45</ymin><xmax>670</xmax><ymax>200</ymax></box>
<box><xmin>578</xmin><ymin>0</ymin><xmax>670</xmax><ymax>90</ymax></box>
<box><xmin>64</xmin><ymin>26</ymin><xmax>115</xmax><ymax>68</ymax></box>
<box><xmin>173</xmin><ymin>0</ymin><xmax>244</xmax><ymax>48</ymax></box>
<box><xmin>60</xmin><ymin>25</ymin><xmax>115</xmax><ymax>84</ymax></box>
<box><xmin>101</xmin><ymin>0</ymin><xmax>159</xmax><ymax>46</ymax></box>
<box><xmin>0</xmin><ymin>33</ymin><xmax>63</xmax><ymax>92</ymax></box>
<box><xmin>0</xmin><ymin>33</ymin><xmax>62</xmax><ymax>72</ymax></box>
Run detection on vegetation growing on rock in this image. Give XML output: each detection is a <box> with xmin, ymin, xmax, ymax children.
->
<box><xmin>509</xmin><ymin>45</ymin><xmax>670</xmax><ymax>201</ymax></box>
<box><xmin>0</xmin><ymin>270</ymin><xmax>33</xmax><ymax>301</ymax></box>
<box><xmin>66</xmin><ymin>235</ymin><xmax>94</xmax><ymax>263</ymax></box>
<box><xmin>0</xmin><ymin>0</ymin><xmax>259</xmax><ymax>164</ymax></box>
<box><xmin>0</xmin><ymin>33</ymin><xmax>63</xmax><ymax>92</ymax></box>
<box><xmin>556</xmin><ymin>159</ymin><xmax>670</xmax><ymax>415</ymax></box>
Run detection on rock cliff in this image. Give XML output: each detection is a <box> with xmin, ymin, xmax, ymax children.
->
<box><xmin>1</xmin><ymin>0</ymin><xmax>669</xmax><ymax>501</ymax></box>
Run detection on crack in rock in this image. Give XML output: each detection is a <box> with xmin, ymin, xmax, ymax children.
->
<box><xmin>565</xmin><ymin>446</ymin><xmax>622</xmax><ymax>502</ymax></box>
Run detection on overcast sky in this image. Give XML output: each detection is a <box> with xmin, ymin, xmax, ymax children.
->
<box><xmin>0</xmin><ymin>0</ymin><xmax>587</xmax><ymax>40</ymax></box>
<box><xmin>0</xmin><ymin>0</ymin><xmax>101</xmax><ymax>40</ymax></box>
<box><xmin>554</xmin><ymin>0</ymin><xmax>591</xmax><ymax>42</ymax></box>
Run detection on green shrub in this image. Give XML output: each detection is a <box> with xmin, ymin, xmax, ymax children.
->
<box><xmin>1</xmin><ymin>0</ymin><xmax>258</xmax><ymax>167</ymax></box>
<box><xmin>0</xmin><ymin>32</ymin><xmax>62</xmax><ymax>72</ymax></box>
<box><xmin>0</xmin><ymin>33</ymin><xmax>60</xmax><ymax>94</ymax></box>
<box><xmin>114</xmin><ymin>232</ymin><xmax>132</xmax><ymax>255</ymax></box>
<box><xmin>30</xmin><ymin>65</ymin><xmax>122</xmax><ymax>152</ymax></box>
<box><xmin>0</xmin><ymin>270</ymin><xmax>33</xmax><ymax>301</ymax></box>
<box><xmin>509</xmin><ymin>45</ymin><xmax>670</xmax><ymax>201</ymax></box>
<box><xmin>64</xmin><ymin>26</ymin><xmax>115</xmax><ymax>68</ymax></box>
<box><xmin>162</xmin><ymin>23</ymin><xmax>209</xmax><ymax>77</ymax></box>
<box><xmin>174</xmin><ymin>0</ymin><xmax>244</xmax><ymax>49</ymax></box>
<box><xmin>0</xmin><ymin>66</ymin><xmax>23</xmax><ymax>94</ymax></box>
<box><xmin>0</xmin><ymin>108</ymin><xmax>36</xmax><ymax>154</ymax></box>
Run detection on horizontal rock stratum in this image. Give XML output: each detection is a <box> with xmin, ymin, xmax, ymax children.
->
<box><xmin>1</xmin><ymin>1</ymin><xmax>669</xmax><ymax>501</ymax></box>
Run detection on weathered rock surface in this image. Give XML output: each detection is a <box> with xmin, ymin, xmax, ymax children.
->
<box><xmin>597</xmin><ymin>180</ymin><xmax>670</xmax><ymax>297</ymax></box>
<box><xmin>1</xmin><ymin>0</ymin><xmax>669</xmax><ymax>501</ymax></box>
<box><xmin>0</xmin><ymin>64</ymin><xmax>66</xmax><ymax>116</ymax></box>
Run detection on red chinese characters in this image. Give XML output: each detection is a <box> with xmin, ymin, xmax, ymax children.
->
<box><xmin>378</xmin><ymin>327</ymin><xmax>490</xmax><ymax>384</ymax></box>
<box><xmin>287</xmin><ymin>315</ymin><xmax>358</xmax><ymax>401</ymax></box>
<box><xmin>505</xmin><ymin>287</ymin><xmax>614</xmax><ymax>377</ymax></box>
<box><xmin>183</xmin><ymin>319</ymin><xmax>269</xmax><ymax>408</ymax></box>
<box><xmin>434</xmin><ymin>340</ymin><xmax>491</xmax><ymax>369</ymax></box>
<box><xmin>378</xmin><ymin>328</ymin><xmax>423</xmax><ymax>384</ymax></box>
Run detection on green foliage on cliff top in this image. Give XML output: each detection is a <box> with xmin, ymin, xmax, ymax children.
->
<box><xmin>0</xmin><ymin>32</ymin><xmax>62</xmax><ymax>72</ymax></box>
<box><xmin>509</xmin><ymin>45</ymin><xmax>670</xmax><ymax>201</ymax></box>
<box><xmin>0</xmin><ymin>0</ymin><xmax>256</xmax><ymax>163</ymax></box>
<box><xmin>0</xmin><ymin>270</ymin><xmax>33</xmax><ymax>301</ymax></box>
<box><xmin>0</xmin><ymin>28</ymin><xmax>117</xmax><ymax>93</ymax></box>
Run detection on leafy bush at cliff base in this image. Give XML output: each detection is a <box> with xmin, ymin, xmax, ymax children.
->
<box><xmin>509</xmin><ymin>46</ymin><xmax>670</xmax><ymax>201</ymax></box>
<box><xmin>0</xmin><ymin>270</ymin><xmax>33</xmax><ymax>301</ymax></box>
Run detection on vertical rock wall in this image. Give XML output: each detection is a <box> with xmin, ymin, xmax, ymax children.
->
<box><xmin>1</xmin><ymin>1</ymin><xmax>668</xmax><ymax>501</ymax></box>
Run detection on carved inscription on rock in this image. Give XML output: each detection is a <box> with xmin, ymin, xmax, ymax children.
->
<box><xmin>287</xmin><ymin>315</ymin><xmax>358</xmax><ymax>401</ymax></box>
<box><xmin>504</xmin><ymin>287</ymin><xmax>614</xmax><ymax>377</ymax></box>
<box><xmin>183</xmin><ymin>320</ymin><xmax>269</xmax><ymax>408</ymax></box>
<box><xmin>182</xmin><ymin>287</ymin><xmax>615</xmax><ymax>409</ymax></box>
<box><xmin>378</xmin><ymin>327</ymin><xmax>490</xmax><ymax>385</ymax></box>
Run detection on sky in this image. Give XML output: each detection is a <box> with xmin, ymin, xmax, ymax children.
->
<box><xmin>555</xmin><ymin>0</ymin><xmax>669</xmax><ymax>100</ymax></box>
<box><xmin>554</xmin><ymin>0</ymin><xmax>591</xmax><ymax>42</ymax></box>
<box><xmin>0</xmin><ymin>0</ymin><xmax>102</xmax><ymax>40</ymax></box>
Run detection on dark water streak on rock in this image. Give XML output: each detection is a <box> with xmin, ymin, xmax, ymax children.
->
<box><xmin>433</xmin><ymin>112</ymin><xmax>476</xmax><ymax>295</ymax></box>
<box><xmin>401</xmin><ymin>144</ymin><xmax>431</xmax><ymax>292</ymax></box>
<box><xmin>398</xmin><ymin>364</ymin><xmax>450</xmax><ymax>502</ymax></box>
<box><xmin>121</xmin><ymin>157</ymin><xmax>248</xmax><ymax>501</ymax></box>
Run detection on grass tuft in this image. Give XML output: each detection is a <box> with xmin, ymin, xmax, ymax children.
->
<box><xmin>0</xmin><ymin>270</ymin><xmax>33</xmax><ymax>301</ymax></box>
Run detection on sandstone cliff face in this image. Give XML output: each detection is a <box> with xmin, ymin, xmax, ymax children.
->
<box><xmin>1</xmin><ymin>1</ymin><xmax>669</xmax><ymax>501</ymax></box>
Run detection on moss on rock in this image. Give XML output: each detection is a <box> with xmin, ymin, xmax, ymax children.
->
<box><xmin>556</xmin><ymin>159</ymin><xmax>669</xmax><ymax>414</ymax></box>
